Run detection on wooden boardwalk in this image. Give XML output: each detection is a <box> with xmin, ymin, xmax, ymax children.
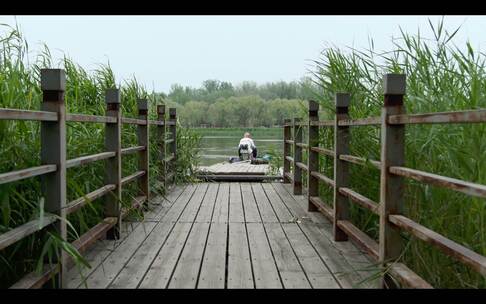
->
<box><xmin>196</xmin><ymin>162</ymin><xmax>271</xmax><ymax>175</ymax></box>
<box><xmin>65</xmin><ymin>182</ymin><xmax>379</xmax><ymax>289</ymax></box>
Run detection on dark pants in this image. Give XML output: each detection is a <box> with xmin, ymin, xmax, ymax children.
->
<box><xmin>239</xmin><ymin>147</ymin><xmax>257</xmax><ymax>159</ymax></box>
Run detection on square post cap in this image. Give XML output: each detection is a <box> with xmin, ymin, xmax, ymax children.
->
<box><xmin>383</xmin><ymin>74</ymin><xmax>406</xmax><ymax>95</ymax></box>
<box><xmin>283</xmin><ymin>118</ymin><xmax>291</xmax><ymax>124</ymax></box>
<box><xmin>169</xmin><ymin>108</ymin><xmax>177</xmax><ymax>116</ymax></box>
<box><xmin>105</xmin><ymin>88</ymin><xmax>121</xmax><ymax>104</ymax></box>
<box><xmin>157</xmin><ymin>104</ymin><xmax>166</xmax><ymax>114</ymax></box>
<box><xmin>335</xmin><ymin>93</ymin><xmax>350</xmax><ymax>108</ymax></box>
<box><xmin>308</xmin><ymin>100</ymin><xmax>319</xmax><ymax>112</ymax></box>
<box><xmin>137</xmin><ymin>99</ymin><xmax>148</xmax><ymax>111</ymax></box>
<box><xmin>41</xmin><ymin>69</ymin><xmax>66</xmax><ymax>91</ymax></box>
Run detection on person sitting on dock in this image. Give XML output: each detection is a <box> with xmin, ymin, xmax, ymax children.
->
<box><xmin>238</xmin><ymin>132</ymin><xmax>257</xmax><ymax>160</ymax></box>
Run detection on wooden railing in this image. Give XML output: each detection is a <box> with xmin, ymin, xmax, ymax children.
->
<box><xmin>283</xmin><ymin>73</ymin><xmax>486</xmax><ymax>289</ymax></box>
<box><xmin>0</xmin><ymin>69</ymin><xmax>177</xmax><ymax>288</ymax></box>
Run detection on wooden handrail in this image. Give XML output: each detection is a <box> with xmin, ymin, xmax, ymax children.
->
<box><xmin>388</xmin><ymin>109</ymin><xmax>486</xmax><ymax>125</ymax></box>
<box><xmin>283</xmin><ymin>76</ymin><xmax>486</xmax><ymax>288</ymax></box>
<box><xmin>0</xmin><ymin>69</ymin><xmax>178</xmax><ymax>289</ymax></box>
<box><xmin>0</xmin><ymin>108</ymin><xmax>58</xmax><ymax>121</ymax></box>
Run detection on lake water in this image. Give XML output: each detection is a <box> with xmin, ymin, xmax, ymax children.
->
<box><xmin>196</xmin><ymin>131</ymin><xmax>283</xmax><ymax>166</ymax></box>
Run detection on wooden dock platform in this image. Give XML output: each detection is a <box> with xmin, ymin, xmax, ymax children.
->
<box><xmin>65</xmin><ymin>182</ymin><xmax>379</xmax><ymax>289</ymax></box>
<box><xmin>196</xmin><ymin>161</ymin><xmax>271</xmax><ymax>175</ymax></box>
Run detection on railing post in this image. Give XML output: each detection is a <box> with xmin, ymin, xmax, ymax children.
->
<box><xmin>283</xmin><ymin>118</ymin><xmax>291</xmax><ymax>183</ymax></box>
<box><xmin>333</xmin><ymin>93</ymin><xmax>351</xmax><ymax>241</ymax></box>
<box><xmin>293</xmin><ymin>117</ymin><xmax>302</xmax><ymax>195</ymax></box>
<box><xmin>104</xmin><ymin>88</ymin><xmax>122</xmax><ymax>240</ymax></box>
<box><xmin>157</xmin><ymin>104</ymin><xmax>166</xmax><ymax>193</ymax></box>
<box><xmin>307</xmin><ymin>100</ymin><xmax>319</xmax><ymax>211</ymax></box>
<box><xmin>169</xmin><ymin>108</ymin><xmax>177</xmax><ymax>185</ymax></box>
<box><xmin>40</xmin><ymin>69</ymin><xmax>67</xmax><ymax>287</ymax></box>
<box><xmin>138</xmin><ymin>99</ymin><xmax>150</xmax><ymax>205</ymax></box>
<box><xmin>379</xmin><ymin>74</ymin><xmax>406</xmax><ymax>288</ymax></box>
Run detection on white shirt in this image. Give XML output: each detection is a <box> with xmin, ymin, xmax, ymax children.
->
<box><xmin>239</xmin><ymin>138</ymin><xmax>256</xmax><ymax>152</ymax></box>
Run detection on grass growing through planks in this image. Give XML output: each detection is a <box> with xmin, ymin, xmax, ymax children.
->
<box><xmin>0</xmin><ymin>24</ymin><xmax>200</xmax><ymax>288</ymax></box>
<box><xmin>309</xmin><ymin>18</ymin><xmax>486</xmax><ymax>288</ymax></box>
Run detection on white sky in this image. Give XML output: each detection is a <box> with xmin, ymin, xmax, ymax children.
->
<box><xmin>1</xmin><ymin>15</ymin><xmax>485</xmax><ymax>93</ymax></box>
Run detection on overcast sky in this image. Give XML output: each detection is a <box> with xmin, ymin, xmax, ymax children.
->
<box><xmin>0</xmin><ymin>15</ymin><xmax>485</xmax><ymax>93</ymax></box>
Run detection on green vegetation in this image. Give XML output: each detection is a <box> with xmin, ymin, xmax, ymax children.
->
<box><xmin>0</xmin><ymin>24</ymin><xmax>199</xmax><ymax>288</ymax></box>
<box><xmin>311</xmin><ymin>19</ymin><xmax>485</xmax><ymax>288</ymax></box>
<box><xmin>191</xmin><ymin>127</ymin><xmax>282</xmax><ymax>137</ymax></box>
<box><xmin>158</xmin><ymin>80</ymin><xmax>311</xmax><ymax>127</ymax></box>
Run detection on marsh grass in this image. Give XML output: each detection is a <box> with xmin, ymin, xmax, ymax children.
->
<box><xmin>309</xmin><ymin>18</ymin><xmax>486</xmax><ymax>288</ymax></box>
<box><xmin>0</xmin><ymin>24</ymin><xmax>199</xmax><ymax>288</ymax></box>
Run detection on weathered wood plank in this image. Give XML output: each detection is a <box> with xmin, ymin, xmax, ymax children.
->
<box><xmin>10</xmin><ymin>264</ymin><xmax>59</xmax><ymax>289</ymax></box>
<box><xmin>338</xmin><ymin>116</ymin><xmax>381</xmax><ymax>126</ymax></box>
<box><xmin>309</xmin><ymin>196</ymin><xmax>334</xmax><ymax>222</ymax></box>
<box><xmin>195</xmin><ymin>183</ymin><xmax>219</xmax><ymax>223</ymax></box>
<box><xmin>66</xmin><ymin>114</ymin><xmax>116</xmax><ymax>124</ymax></box>
<box><xmin>66</xmin><ymin>152</ymin><xmax>115</xmax><ymax>169</ymax></box>
<box><xmin>229</xmin><ymin>183</ymin><xmax>245</xmax><ymax>222</ymax></box>
<box><xmin>0</xmin><ymin>164</ymin><xmax>57</xmax><ymax>185</ymax></box>
<box><xmin>281</xmin><ymin>223</ymin><xmax>340</xmax><ymax>288</ymax></box>
<box><xmin>0</xmin><ymin>215</ymin><xmax>57</xmax><ymax>251</ymax></box>
<box><xmin>120</xmin><ymin>170</ymin><xmax>145</xmax><ymax>185</ymax></box>
<box><xmin>212</xmin><ymin>183</ymin><xmax>229</xmax><ymax>223</ymax></box>
<box><xmin>138</xmin><ymin>222</ymin><xmax>193</xmax><ymax>288</ymax></box>
<box><xmin>310</xmin><ymin>171</ymin><xmax>335</xmax><ymax>188</ymax></box>
<box><xmin>247</xmin><ymin>222</ymin><xmax>282</xmax><ymax>288</ymax></box>
<box><xmin>310</xmin><ymin>146</ymin><xmax>335</xmax><ymax>157</ymax></box>
<box><xmin>121</xmin><ymin>117</ymin><xmax>147</xmax><ymax>125</ymax></box>
<box><xmin>336</xmin><ymin>220</ymin><xmax>379</xmax><ymax>260</ymax></box>
<box><xmin>261</xmin><ymin>183</ymin><xmax>294</xmax><ymax>222</ymax></box>
<box><xmin>79</xmin><ymin>221</ymin><xmax>158</xmax><ymax>288</ymax></box>
<box><xmin>71</xmin><ymin>217</ymin><xmax>117</xmax><ymax>255</ymax></box>
<box><xmin>240</xmin><ymin>183</ymin><xmax>261</xmax><ymax>223</ymax></box>
<box><xmin>227</xmin><ymin>222</ymin><xmax>253</xmax><ymax>288</ymax></box>
<box><xmin>339</xmin><ymin>187</ymin><xmax>379</xmax><ymax>215</ymax></box>
<box><xmin>274</xmin><ymin>182</ymin><xmax>328</xmax><ymax>224</ymax></box>
<box><xmin>387</xmin><ymin>262</ymin><xmax>433</xmax><ymax>289</ymax></box>
<box><xmin>109</xmin><ymin>186</ymin><xmax>196</xmax><ymax>288</ymax></box>
<box><xmin>389</xmin><ymin>166</ymin><xmax>486</xmax><ymax>199</ymax></box>
<box><xmin>309</xmin><ymin>120</ymin><xmax>334</xmax><ymax>126</ymax></box>
<box><xmin>179</xmin><ymin>183</ymin><xmax>209</xmax><ymax>222</ymax></box>
<box><xmin>251</xmin><ymin>183</ymin><xmax>278</xmax><ymax>222</ymax></box>
<box><xmin>145</xmin><ymin>185</ymin><xmax>188</xmax><ymax>221</ymax></box>
<box><xmin>0</xmin><ymin>108</ymin><xmax>58</xmax><ymax>121</ymax></box>
<box><xmin>198</xmin><ymin>222</ymin><xmax>227</xmax><ymax>288</ymax></box>
<box><xmin>169</xmin><ymin>222</ymin><xmax>211</xmax><ymax>288</ymax></box>
<box><xmin>66</xmin><ymin>220</ymin><xmax>139</xmax><ymax>288</ymax></box>
<box><xmin>388</xmin><ymin>109</ymin><xmax>486</xmax><ymax>125</ymax></box>
<box><xmin>339</xmin><ymin>154</ymin><xmax>381</xmax><ymax>170</ymax></box>
<box><xmin>263</xmin><ymin>223</ymin><xmax>311</xmax><ymax>288</ymax></box>
<box><xmin>66</xmin><ymin>184</ymin><xmax>116</xmax><ymax>214</ymax></box>
<box><xmin>298</xmin><ymin>222</ymin><xmax>362</xmax><ymax>288</ymax></box>
<box><xmin>121</xmin><ymin>145</ymin><xmax>145</xmax><ymax>155</ymax></box>
<box><xmin>389</xmin><ymin>215</ymin><xmax>486</xmax><ymax>276</ymax></box>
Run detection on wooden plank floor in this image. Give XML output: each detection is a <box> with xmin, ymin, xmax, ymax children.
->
<box><xmin>66</xmin><ymin>182</ymin><xmax>380</xmax><ymax>289</ymax></box>
<box><xmin>196</xmin><ymin>162</ymin><xmax>270</xmax><ymax>175</ymax></box>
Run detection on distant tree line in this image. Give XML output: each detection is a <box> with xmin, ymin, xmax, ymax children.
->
<box><xmin>158</xmin><ymin>77</ymin><xmax>317</xmax><ymax>127</ymax></box>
